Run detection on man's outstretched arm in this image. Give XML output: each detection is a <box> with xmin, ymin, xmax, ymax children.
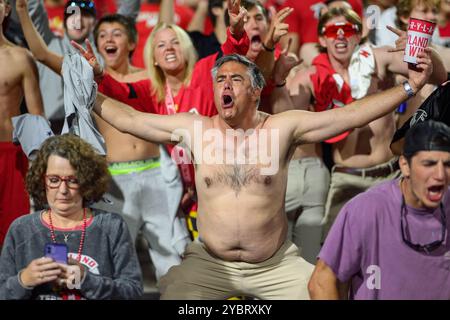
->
<box><xmin>94</xmin><ymin>93</ymin><xmax>198</xmax><ymax>145</ymax></box>
<box><xmin>277</xmin><ymin>49</ymin><xmax>432</xmax><ymax>145</ymax></box>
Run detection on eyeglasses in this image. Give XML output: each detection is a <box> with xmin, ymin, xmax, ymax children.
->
<box><xmin>44</xmin><ymin>175</ymin><xmax>80</xmax><ymax>189</ymax></box>
<box><xmin>400</xmin><ymin>196</ymin><xmax>447</xmax><ymax>253</ymax></box>
<box><xmin>321</xmin><ymin>22</ymin><xmax>359</xmax><ymax>39</ymax></box>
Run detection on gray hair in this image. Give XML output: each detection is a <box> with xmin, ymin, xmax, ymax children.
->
<box><xmin>211</xmin><ymin>54</ymin><xmax>266</xmax><ymax>90</ymax></box>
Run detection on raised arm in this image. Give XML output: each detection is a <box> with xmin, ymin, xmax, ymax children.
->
<box><xmin>383</xmin><ymin>25</ymin><xmax>447</xmax><ymax>85</ymax></box>
<box><xmin>158</xmin><ymin>0</ymin><xmax>175</xmax><ymax>24</ymax></box>
<box><xmin>116</xmin><ymin>0</ymin><xmax>141</xmax><ymax>21</ymax></box>
<box><xmin>187</xmin><ymin>0</ymin><xmax>208</xmax><ymax>32</ymax></box>
<box><xmin>20</xmin><ymin>49</ymin><xmax>44</xmax><ymax>115</ymax></box>
<box><xmin>278</xmin><ymin>49</ymin><xmax>432</xmax><ymax>145</ymax></box>
<box><xmin>255</xmin><ymin>6</ymin><xmax>293</xmax><ymax>81</ymax></box>
<box><xmin>270</xmin><ymin>39</ymin><xmax>301</xmax><ymax>114</ymax></box>
<box><xmin>16</xmin><ymin>0</ymin><xmax>63</xmax><ymax>75</ymax></box>
<box><xmin>21</xmin><ymin>0</ymin><xmax>55</xmax><ymax>45</ymax></box>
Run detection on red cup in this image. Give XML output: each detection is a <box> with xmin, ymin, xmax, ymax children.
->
<box><xmin>404</xmin><ymin>18</ymin><xmax>436</xmax><ymax>64</ymax></box>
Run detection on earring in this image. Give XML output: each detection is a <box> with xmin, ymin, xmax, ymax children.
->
<box><xmin>154</xmin><ymin>62</ymin><xmax>158</xmax><ymax>66</ymax></box>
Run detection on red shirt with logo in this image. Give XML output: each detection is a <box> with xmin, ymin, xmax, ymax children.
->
<box><xmin>281</xmin><ymin>0</ymin><xmax>364</xmax><ymax>45</ymax></box>
<box><xmin>132</xmin><ymin>3</ymin><xmax>195</xmax><ymax>68</ymax></box>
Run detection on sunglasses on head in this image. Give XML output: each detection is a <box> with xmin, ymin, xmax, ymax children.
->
<box><xmin>321</xmin><ymin>22</ymin><xmax>359</xmax><ymax>39</ymax></box>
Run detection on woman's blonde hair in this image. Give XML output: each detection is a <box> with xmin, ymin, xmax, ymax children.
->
<box><xmin>144</xmin><ymin>22</ymin><xmax>198</xmax><ymax>102</ymax></box>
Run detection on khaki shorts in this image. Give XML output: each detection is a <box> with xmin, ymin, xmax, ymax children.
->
<box><xmin>159</xmin><ymin>240</ymin><xmax>314</xmax><ymax>300</ymax></box>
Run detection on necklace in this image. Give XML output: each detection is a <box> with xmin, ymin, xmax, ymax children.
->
<box><xmin>48</xmin><ymin>208</ymin><xmax>87</xmax><ymax>262</ymax></box>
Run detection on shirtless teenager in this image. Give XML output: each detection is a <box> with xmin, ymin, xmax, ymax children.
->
<box><xmin>0</xmin><ymin>0</ymin><xmax>44</xmax><ymax>245</ymax></box>
<box><xmin>91</xmin><ymin>14</ymin><xmax>189</xmax><ymax>280</ymax></box>
<box><xmin>288</xmin><ymin>7</ymin><xmax>447</xmax><ymax>238</ymax></box>
<box><xmin>80</xmin><ymin>48</ymin><xmax>432</xmax><ymax>298</ymax></box>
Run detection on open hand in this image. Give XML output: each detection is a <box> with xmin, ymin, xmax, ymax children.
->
<box><xmin>71</xmin><ymin>39</ymin><xmax>104</xmax><ymax>78</ymax></box>
<box><xmin>228</xmin><ymin>0</ymin><xmax>248</xmax><ymax>38</ymax></box>
<box><xmin>263</xmin><ymin>6</ymin><xmax>293</xmax><ymax>50</ymax></box>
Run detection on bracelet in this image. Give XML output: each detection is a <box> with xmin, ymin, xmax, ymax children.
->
<box><xmin>262</xmin><ymin>42</ymin><xmax>275</xmax><ymax>52</ymax></box>
<box><xmin>275</xmin><ymin>80</ymin><xmax>286</xmax><ymax>87</ymax></box>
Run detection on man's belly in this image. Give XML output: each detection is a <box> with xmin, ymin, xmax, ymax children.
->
<box><xmin>197</xmin><ymin>205</ymin><xmax>288</xmax><ymax>263</ymax></box>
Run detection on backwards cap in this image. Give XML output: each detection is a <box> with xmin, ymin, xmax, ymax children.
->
<box><xmin>403</xmin><ymin>120</ymin><xmax>450</xmax><ymax>157</ymax></box>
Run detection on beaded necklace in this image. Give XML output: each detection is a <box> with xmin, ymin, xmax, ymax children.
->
<box><xmin>48</xmin><ymin>208</ymin><xmax>87</xmax><ymax>262</ymax></box>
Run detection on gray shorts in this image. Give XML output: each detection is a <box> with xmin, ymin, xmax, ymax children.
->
<box><xmin>93</xmin><ymin>154</ymin><xmax>190</xmax><ymax>280</ymax></box>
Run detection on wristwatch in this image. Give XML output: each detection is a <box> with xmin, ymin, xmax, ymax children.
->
<box><xmin>402</xmin><ymin>81</ymin><xmax>415</xmax><ymax>98</ymax></box>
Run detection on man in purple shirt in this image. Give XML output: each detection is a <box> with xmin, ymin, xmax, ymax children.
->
<box><xmin>309</xmin><ymin>120</ymin><xmax>450</xmax><ymax>299</ymax></box>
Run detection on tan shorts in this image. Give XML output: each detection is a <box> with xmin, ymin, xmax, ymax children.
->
<box><xmin>322</xmin><ymin>157</ymin><xmax>401</xmax><ymax>239</ymax></box>
<box><xmin>159</xmin><ymin>240</ymin><xmax>314</xmax><ymax>300</ymax></box>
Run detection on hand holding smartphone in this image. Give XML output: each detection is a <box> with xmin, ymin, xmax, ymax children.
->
<box><xmin>44</xmin><ymin>243</ymin><xmax>68</xmax><ymax>264</ymax></box>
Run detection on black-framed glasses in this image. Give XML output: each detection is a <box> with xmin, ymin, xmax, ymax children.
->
<box><xmin>401</xmin><ymin>196</ymin><xmax>447</xmax><ymax>253</ymax></box>
<box><xmin>44</xmin><ymin>175</ymin><xmax>80</xmax><ymax>189</ymax></box>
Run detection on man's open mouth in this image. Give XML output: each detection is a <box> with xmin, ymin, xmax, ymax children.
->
<box><xmin>250</xmin><ymin>35</ymin><xmax>262</xmax><ymax>50</ymax></box>
<box><xmin>105</xmin><ymin>46</ymin><xmax>118</xmax><ymax>56</ymax></box>
<box><xmin>428</xmin><ymin>185</ymin><xmax>445</xmax><ymax>202</ymax></box>
<box><xmin>222</xmin><ymin>94</ymin><xmax>234</xmax><ymax>108</ymax></box>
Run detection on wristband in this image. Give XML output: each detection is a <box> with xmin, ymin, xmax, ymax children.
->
<box><xmin>262</xmin><ymin>43</ymin><xmax>275</xmax><ymax>52</ymax></box>
<box><xmin>275</xmin><ymin>80</ymin><xmax>286</xmax><ymax>87</ymax></box>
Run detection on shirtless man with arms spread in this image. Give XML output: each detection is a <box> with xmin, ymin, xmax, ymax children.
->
<box><xmin>77</xmin><ymin>46</ymin><xmax>432</xmax><ymax>298</ymax></box>
<box><xmin>0</xmin><ymin>0</ymin><xmax>44</xmax><ymax>245</ymax></box>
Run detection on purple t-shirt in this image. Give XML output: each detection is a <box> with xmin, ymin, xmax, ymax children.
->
<box><xmin>319</xmin><ymin>179</ymin><xmax>450</xmax><ymax>299</ymax></box>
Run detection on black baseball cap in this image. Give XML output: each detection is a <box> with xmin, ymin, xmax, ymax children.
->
<box><xmin>403</xmin><ymin>120</ymin><xmax>450</xmax><ymax>157</ymax></box>
<box><xmin>391</xmin><ymin>81</ymin><xmax>450</xmax><ymax>154</ymax></box>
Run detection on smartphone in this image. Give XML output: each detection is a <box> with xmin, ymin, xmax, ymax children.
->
<box><xmin>44</xmin><ymin>243</ymin><xmax>68</xmax><ymax>264</ymax></box>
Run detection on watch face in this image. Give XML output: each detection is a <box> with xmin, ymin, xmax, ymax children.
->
<box><xmin>403</xmin><ymin>81</ymin><xmax>414</xmax><ymax>97</ymax></box>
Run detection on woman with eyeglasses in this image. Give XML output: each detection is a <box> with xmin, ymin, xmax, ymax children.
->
<box><xmin>0</xmin><ymin>134</ymin><xmax>143</xmax><ymax>300</ymax></box>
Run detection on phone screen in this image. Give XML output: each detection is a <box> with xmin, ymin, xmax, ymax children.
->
<box><xmin>44</xmin><ymin>243</ymin><xmax>68</xmax><ymax>264</ymax></box>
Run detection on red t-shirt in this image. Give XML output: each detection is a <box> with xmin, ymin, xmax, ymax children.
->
<box><xmin>282</xmin><ymin>0</ymin><xmax>364</xmax><ymax>45</ymax></box>
<box><xmin>94</xmin><ymin>0</ymin><xmax>117</xmax><ymax>18</ymax></box>
<box><xmin>132</xmin><ymin>3</ymin><xmax>195</xmax><ymax>68</ymax></box>
<box><xmin>438</xmin><ymin>22</ymin><xmax>450</xmax><ymax>47</ymax></box>
<box><xmin>45</xmin><ymin>4</ymin><xmax>65</xmax><ymax>37</ymax></box>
